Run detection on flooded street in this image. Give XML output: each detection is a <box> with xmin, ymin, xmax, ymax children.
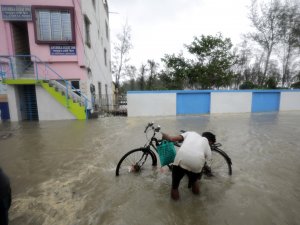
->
<box><xmin>1</xmin><ymin>111</ymin><xmax>300</xmax><ymax>225</ymax></box>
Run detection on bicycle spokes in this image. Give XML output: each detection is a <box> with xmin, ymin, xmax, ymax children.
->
<box><xmin>207</xmin><ymin>150</ymin><xmax>232</xmax><ymax>178</ymax></box>
<box><xmin>116</xmin><ymin>149</ymin><xmax>155</xmax><ymax>176</ymax></box>
<box><xmin>128</xmin><ymin>153</ymin><xmax>148</xmax><ymax>171</ymax></box>
<box><xmin>128</xmin><ymin>164</ymin><xmax>141</xmax><ymax>173</ymax></box>
<box><xmin>202</xmin><ymin>165</ymin><xmax>213</xmax><ymax>177</ymax></box>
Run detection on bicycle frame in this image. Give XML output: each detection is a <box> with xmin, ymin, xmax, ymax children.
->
<box><xmin>116</xmin><ymin>122</ymin><xmax>232</xmax><ymax>176</ymax></box>
<box><xmin>145</xmin><ymin>123</ymin><xmax>232</xmax><ymax>165</ymax></box>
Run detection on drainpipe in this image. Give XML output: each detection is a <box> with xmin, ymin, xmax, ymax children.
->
<box><xmin>0</xmin><ymin>64</ymin><xmax>3</xmax><ymax>80</ymax></box>
<box><xmin>66</xmin><ymin>81</ymin><xmax>69</xmax><ymax>108</ymax></box>
<box><xmin>9</xmin><ymin>57</ymin><xmax>15</xmax><ymax>79</ymax></box>
<box><xmin>34</xmin><ymin>58</ymin><xmax>39</xmax><ymax>80</ymax></box>
<box><xmin>85</xmin><ymin>98</ymin><xmax>88</xmax><ymax>120</ymax></box>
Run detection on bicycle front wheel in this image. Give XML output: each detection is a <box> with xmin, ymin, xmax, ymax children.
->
<box><xmin>115</xmin><ymin>148</ymin><xmax>157</xmax><ymax>176</ymax></box>
<box><xmin>207</xmin><ymin>149</ymin><xmax>232</xmax><ymax>178</ymax></box>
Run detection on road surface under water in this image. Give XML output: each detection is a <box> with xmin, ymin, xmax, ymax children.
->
<box><xmin>0</xmin><ymin>111</ymin><xmax>300</xmax><ymax>225</ymax></box>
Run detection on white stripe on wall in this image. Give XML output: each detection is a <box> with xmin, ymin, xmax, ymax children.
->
<box><xmin>128</xmin><ymin>93</ymin><xmax>176</xmax><ymax>117</ymax></box>
<box><xmin>211</xmin><ymin>92</ymin><xmax>252</xmax><ymax>113</ymax></box>
<box><xmin>280</xmin><ymin>92</ymin><xmax>300</xmax><ymax>111</ymax></box>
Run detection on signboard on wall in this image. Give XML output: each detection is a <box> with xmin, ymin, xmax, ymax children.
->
<box><xmin>50</xmin><ymin>45</ymin><xmax>77</xmax><ymax>56</ymax></box>
<box><xmin>1</xmin><ymin>5</ymin><xmax>32</xmax><ymax>21</ymax></box>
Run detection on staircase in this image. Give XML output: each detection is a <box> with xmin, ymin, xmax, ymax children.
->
<box><xmin>41</xmin><ymin>81</ymin><xmax>87</xmax><ymax>120</ymax></box>
<box><xmin>1</xmin><ymin>55</ymin><xmax>91</xmax><ymax>120</ymax></box>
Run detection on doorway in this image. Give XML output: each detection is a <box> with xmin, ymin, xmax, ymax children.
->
<box><xmin>19</xmin><ymin>85</ymin><xmax>39</xmax><ymax>121</ymax></box>
<box><xmin>11</xmin><ymin>22</ymin><xmax>32</xmax><ymax>77</ymax></box>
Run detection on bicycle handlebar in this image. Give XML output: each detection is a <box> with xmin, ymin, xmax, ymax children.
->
<box><xmin>144</xmin><ymin>122</ymin><xmax>153</xmax><ymax>133</ymax></box>
<box><xmin>144</xmin><ymin>122</ymin><xmax>221</xmax><ymax>149</ymax></box>
<box><xmin>144</xmin><ymin>122</ymin><xmax>161</xmax><ymax>133</ymax></box>
<box><xmin>144</xmin><ymin>122</ymin><xmax>182</xmax><ymax>148</ymax></box>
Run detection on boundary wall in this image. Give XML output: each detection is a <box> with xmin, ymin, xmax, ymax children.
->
<box><xmin>127</xmin><ymin>90</ymin><xmax>300</xmax><ymax>117</ymax></box>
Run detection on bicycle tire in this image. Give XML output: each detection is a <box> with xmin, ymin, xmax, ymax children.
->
<box><xmin>206</xmin><ymin>149</ymin><xmax>232</xmax><ymax>178</ymax></box>
<box><xmin>115</xmin><ymin>148</ymin><xmax>157</xmax><ymax>176</ymax></box>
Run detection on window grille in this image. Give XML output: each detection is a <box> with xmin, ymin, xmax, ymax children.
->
<box><xmin>35</xmin><ymin>9</ymin><xmax>73</xmax><ymax>42</ymax></box>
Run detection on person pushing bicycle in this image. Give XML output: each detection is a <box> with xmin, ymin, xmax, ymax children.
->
<box><xmin>162</xmin><ymin>131</ymin><xmax>216</xmax><ymax>200</ymax></box>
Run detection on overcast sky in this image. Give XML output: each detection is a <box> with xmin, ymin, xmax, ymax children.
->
<box><xmin>108</xmin><ymin>0</ymin><xmax>253</xmax><ymax>68</ymax></box>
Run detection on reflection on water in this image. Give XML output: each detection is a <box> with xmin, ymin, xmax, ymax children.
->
<box><xmin>0</xmin><ymin>112</ymin><xmax>300</xmax><ymax>225</ymax></box>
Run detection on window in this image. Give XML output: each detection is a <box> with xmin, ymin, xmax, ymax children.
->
<box><xmin>84</xmin><ymin>15</ymin><xmax>91</xmax><ymax>47</ymax></box>
<box><xmin>104</xmin><ymin>48</ymin><xmax>107</xmax><ymax>66</ymax></box>
<box><xmin>71</xmin><ymin>80</ymin><xmax>79</xmax><ymax>89</ymax></box>
<box><xmin>34</xmin><ymin>7</ymin><xmax>75</xmax><ymax>43</ymax></box>
<box><xmin>71</xmin><ymin>80</ymin><xmax>81</xmax><ymax>95</ymax></box>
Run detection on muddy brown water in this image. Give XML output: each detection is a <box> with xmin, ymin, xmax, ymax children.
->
<box><xmin>0</xmin><ymin>112</ymin><xmax>300</xmax><ymax>225</ymax></box>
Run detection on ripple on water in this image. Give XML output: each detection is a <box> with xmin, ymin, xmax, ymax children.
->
<box><xmin>2</xmin><ymin>113</ymin><xmax>300</xmax><ymax>225</ymax></box>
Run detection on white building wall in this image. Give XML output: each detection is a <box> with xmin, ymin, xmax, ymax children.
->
<box><xmin>280</xmin><ymin>92</ymin><xmax>300</xmax><ymax>111</ymax></box>
<box><xmin>128</xmin><ymin>93</ymin><xmax>176</xmax><ymax>117</ymax></box>
<box><xmin>35</xmin><ymin>86</ymin><xmax>75</xmax><ymax>121</ymax></box>
<box><xmin>211</xmin><ymin>92</ymin><xmax>252</xmax><ymax>113</ymax></box>
<box><xmin>81</xmin><ymin>0</ymin><xmax>113</xmax><ymax>102</ymax></box>
<box><xmin>7</xmin><ymin>85</ymin><xmax>21</xmax><ymax>121</ymax></box>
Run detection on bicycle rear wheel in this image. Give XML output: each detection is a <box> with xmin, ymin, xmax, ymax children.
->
<box><xmin>115</xmin><ymin>148</ymin><xmax>157</xmax><ymax>176</ymax></box>
<box><xmin>206</xmin><ymin>149</ymin><xmax>232</xmax><ymax>178</ymax></box>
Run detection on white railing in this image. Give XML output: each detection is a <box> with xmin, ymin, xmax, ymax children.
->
<box><xmin>0</xmin><ymin>55</ymin><xmax>91</xmax><ymax>113</ymax></box>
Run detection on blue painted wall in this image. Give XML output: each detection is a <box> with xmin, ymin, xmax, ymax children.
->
<box><xmin>0</xmin><ymin>102</ymin><xmax>10</xmax><ymax>120</ymax></box>
<box><xmin>177</xmin><ymin>93</ymin><xmax>210</xmax><ymax>115</ymax></box>
<box><xmin>252</xmin><ymin>92</ymin><xmax>280</xmax><ymax>112</ymax></box>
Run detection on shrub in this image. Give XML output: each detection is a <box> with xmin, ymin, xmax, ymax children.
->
<box><xmin>239</xmin><ymin>81</ymin><xmax>257</xmax><ymax>89</ymax></box>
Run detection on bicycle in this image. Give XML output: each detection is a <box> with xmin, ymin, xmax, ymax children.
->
<box><xmin>115</xmin><ymin>122</ymin><xmax>232</xmax><ymax>178</ymax></box>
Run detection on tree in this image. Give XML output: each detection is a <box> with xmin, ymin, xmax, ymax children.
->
<box><xmin>160</xmin><ymin>53</ymin><xmax>189</xmax><ymax>89</ymax></box>
<box><xmin>186</xmin><ymin>34</ymin><xmax>236</xmax><ymax>89</ymax></box>
<box><xmin>112</xmin><ymin>22</ymin><xmax>132</xmax><ymax>91</ymax></box>
<box><xmin>276</xmin><ymin>0</ymin><xmax>300</xmax><ymax>87</ymax></box>
<box><xmin>160</xmin><ymin>34</ymin><xmax>236</xmax><ymax>89</ymax></box>
<box><xmin>231</xmin><ymin>40</ymin><xmax>253</xmax><ymax>89</ymax></box>
<box><xmin>239</xmin><ymin>81</ymin><xmax>258</xmax><ymax>89</ymax></box>
<box><xmin>125</xmin><ymin>65</ymin><xmax>137</xmax><ymax>91</ymax></box>
<box><xmin>146</xmin><ymin>60</ymin><xmax>159</xmax><ymax>90</ymax></box>
<box><xmin>248</xmin><ymin>0</ymin><xmax>282</xmax><ymax>85</ymax></box>
<box><xmin>138</xmin><ymin>64</ymin><xmax>147</xmax><ymax>90</ymax></box>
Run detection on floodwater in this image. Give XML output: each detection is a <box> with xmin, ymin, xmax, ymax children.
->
<box><xmin>0</xmin><ymin>111</ymin><xmax>300</xmax><ymax>225</ymax></box>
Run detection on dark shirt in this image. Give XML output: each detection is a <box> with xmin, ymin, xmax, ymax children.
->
<box><xmin>0</xmin><ymin>168</ymin><xmax>11</xmax><ymax>203</ymax></box>
<box><xmin>0</xmin><ymin>168</ymin><xmax>11</xmax><ymax>225</ymax></box>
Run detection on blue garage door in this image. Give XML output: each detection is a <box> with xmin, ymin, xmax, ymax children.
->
<box><xmin>177</xmin><ymin>93</ymin><xmax>210</xmax><ymax>115</ymax></box>
<box><xmin>0</xmin><ymin>102</ymin><xmax>10</xmax><ymax>120</ymax></box>
<box><xmin>252</xmin><ymin>92</ymin><xmax>280</xmax><ymax>112</ymax></box>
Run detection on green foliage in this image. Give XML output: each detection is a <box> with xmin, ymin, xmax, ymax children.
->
<box><xmin>160</xmin><ymin>34</ymin><xmax>236</xmax><ymax>89</ymax></box>
<box><xmin>239</xmin><ymin>81</ymin><xmax>258</xmax><ymax>89</ymax></box>
<box><xmin>160</xmin><ymin>54</ymin><xmax>189</xmax><ymax>89</ymax></box>
<box><xmin>239</xmin><ymin>77</ymin><xmax>278</xmax><ymax>89</ymax></box>
<box><xmin>265</xmin><ymin>77</ymin><xmax>277</xmax><ymax>89</ymax></box>
<box><xmin>291</xmin><ymin>81</ymin><xmax>300</xmax><ymax>88</ymax></box>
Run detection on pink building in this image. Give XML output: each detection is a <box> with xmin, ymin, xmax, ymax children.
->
<box><xmin>0</xmin><ymin>0</ymin><xmax>113</xmax><ymax>121</ymax></box>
